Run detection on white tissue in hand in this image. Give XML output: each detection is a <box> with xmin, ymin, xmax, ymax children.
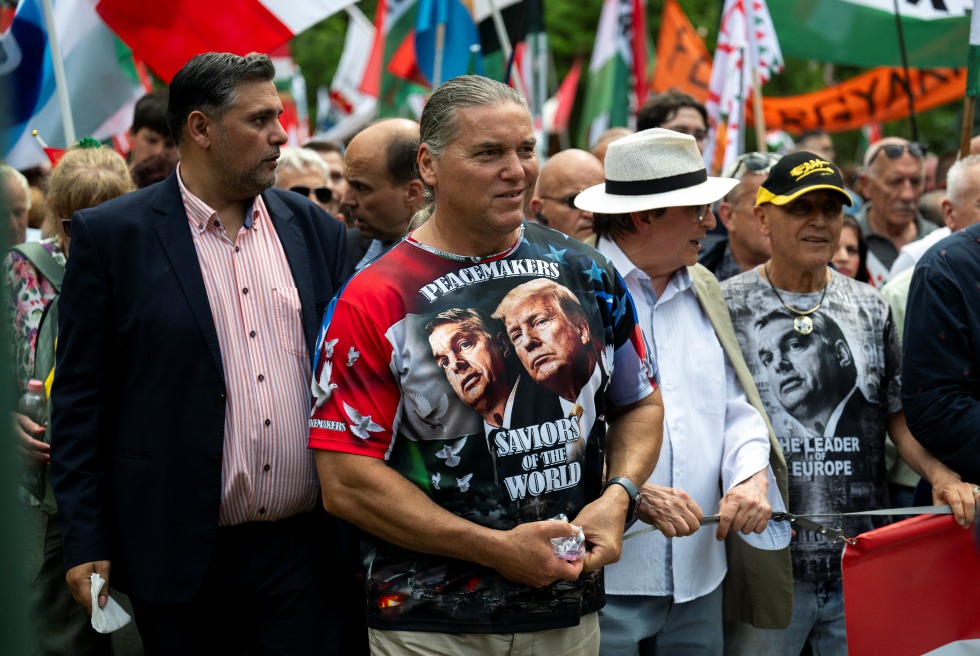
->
<box><xmin>90</xmin><ymin>573</ymin><xmax>131</xmax><ymax>633</ymax></box>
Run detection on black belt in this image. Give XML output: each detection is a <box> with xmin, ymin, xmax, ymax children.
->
<box><xmin>623</xmin><ymin>505</ymin><xmax>953</xmax><ymax>545</ymax></box>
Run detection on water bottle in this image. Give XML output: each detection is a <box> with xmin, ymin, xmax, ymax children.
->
<box><xmin>18</xmin><ymin>379</ymin><xmax>47</xmax><ymax>503</ymax></box>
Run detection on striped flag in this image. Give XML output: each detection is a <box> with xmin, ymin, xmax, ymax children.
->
<box><xmin>95</xmin><ymin>0</ymin><xmax>354</xmax><ymax>82</ymax></box>
<box><xmin>579</xmin><ymin>0</ymin><xmax>642</xmax><ymax>148</ymax></box>
<box><xmin>704</xmin><ymin>0</ymin><xmax>783</xmax><ymax>174</ymax></box>
<box><xmin>768</xmin><ymin>0</ymin><xmax>972</xmax><ymax>68</ymax></box>
<box><xmin>1</xmin><ymin>0</ymin><xmax>146</xmax><ymax>169</ymax></box>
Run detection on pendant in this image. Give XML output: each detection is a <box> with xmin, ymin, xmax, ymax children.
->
<box><xmin>793</xmin><ymin>315</ymin><xmax>814</xmax><ymax>336</ymax></box>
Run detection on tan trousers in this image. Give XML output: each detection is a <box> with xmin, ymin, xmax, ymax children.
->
<box><xmin>368</xmin><ymin>611</ymin><xmax>600</xmax><ymax>656</ymax></box>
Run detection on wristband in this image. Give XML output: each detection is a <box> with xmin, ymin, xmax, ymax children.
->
<box><xmin>604</xmin><ymin>476</ymin><xmax>640</xmax><ymax>523</ymax></box>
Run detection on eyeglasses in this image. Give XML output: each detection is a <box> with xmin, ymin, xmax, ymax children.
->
<box><xmin>691</xmin><ymin>205</ymin><xmax>708</xmax><ymax>223</ymax></box>
<box><xmin>61</xmin><ymin>218</ymin><xmax>72</xmax><ymax>237</ymax></box>
<box><xmin>289</xmin><ymin>186</ymin><xmax>332</xmax><ymax>204</ymax></box>
<box><xmin>540</xmin><ymin>193</ymin><xmax>582</xmax><ymax>209</ymax></box>
<box><xmin>726</xmin><ymin>152</ymin><xmax>782</xmax><ymax>180</ymax></box>
<box><xmin>867</xmin><ymin>142</ymin><xmax>927</xmax><ymax>166</ymax></box>
<box><xmin>784</xmin><ymin>197</ymin><xmax>844</xmax><ymax>217</ymax></box>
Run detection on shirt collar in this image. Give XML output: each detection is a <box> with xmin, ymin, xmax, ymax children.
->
<box><xmin>177</xmin><ymin>163</ymin><xmax>260</xmax><ymax>234</ymax></box>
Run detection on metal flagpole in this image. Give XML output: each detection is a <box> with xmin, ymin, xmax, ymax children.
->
<box><xmin>40</xmin><ymin>0</ymin><xmax>75</xmax><ymax>146</ymax></box>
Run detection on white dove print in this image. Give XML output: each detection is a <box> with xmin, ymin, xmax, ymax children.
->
<box><xmin>346</xmin><ymin>346</ymin><xmax>360</xmax><ymax>367</ymax></box>
<box><xmin>431</xmin><ymin>472</ymin><xmax>441</xmax><ymax>490</ymax></box>
<box><xmin>413</xmin><ymin>392</ymin><xmax>449</xmax><ymax>430</ymax></box>
<box><xmin>343</xmin><ymin>401</ymin><xmax>383</xmax><ymax>439</ymax></box>
<box><xmin>322</xmin><ymin>338</ymin><xmax>339</xmax><ymax>359</ymax></box>
<box><xmin>456</xmin><ymin>473</ymin><xmax>473</xmax><ymax>493</ymax></box>
<box><xmin>435</xmin><ymin>436</ymin><xmax>467</xmax><ymax>467</ymax></box>
<box><xmin>311</xmin><ymin>360</ymin><xmax>338</xmax><ymax>409</ymax></box>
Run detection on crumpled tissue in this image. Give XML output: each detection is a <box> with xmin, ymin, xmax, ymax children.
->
<box><xmin>90</xmin><ymin>573</ymin><xmax>131</xmax><ymax>633</ymax></box>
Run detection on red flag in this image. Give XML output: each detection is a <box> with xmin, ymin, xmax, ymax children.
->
<box><xmin>360</xmin><ymin>0</ymin><xmax>388</xmax><ymax>98</ymax></box>
<box><xmin>843</xmin><ymin>514</ymin><xmax>980</xmax><ymax>655</ymax></box>
<box><xmin>95</xmin><ymin>0</ymin><xmax>351</xmax><ymax>82</ymax></box>
<box><xmin>551</xmin><ymin>57</ymin><xmax>582</xmax><ymax>134</ymax></box>
<box><xmin>631</xmin><ymin>0</ymin><xmax>648</xmax><ymax>109</ymax></box>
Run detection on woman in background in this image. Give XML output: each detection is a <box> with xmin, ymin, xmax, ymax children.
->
<box><xmin>6</xmin><ymin>143</ymin><xmax>142</xmax><ymax>655</ymax></box>
<box><xmin>831</xmin><ymin>215</ymin><xmax>870</xmax><ymax>283</ymax></box>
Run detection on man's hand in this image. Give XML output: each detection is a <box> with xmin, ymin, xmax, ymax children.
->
<box><xmin>930</xmin><ymin>470</ymin><xmax>978</xmax><ymax>528</ymax></box>
<box><xmin>573</xmin><ymin>489</ymin><xmax>631</xmax><ymax>572</ymax></box>
<box><xmin>12</xmin><ymin>412</ymin><xmax>49</xmax><ymax>465</ymax></box>
<box><xmin>492</xmin><ymin>521</ymin><xmax>585</xmax><ymax>588</ymax></box>
<box><xmin>66</xmin><ymin>560</ymin><xmax>110</xmax><ymax>615</ymax></box>
<box><xmin>635</xmin><ymin>483</ymin><xmax>702</xmax><ymax>538</ymax></box>
<box><xmin>716</xmin><ymin>468</ymin><xmax>771</xmax><ymax>540</ymax></box>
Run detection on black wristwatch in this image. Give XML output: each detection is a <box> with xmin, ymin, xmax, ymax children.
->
<box><xmin>604</xmin><ymin>477</ymin><xmax>640</xmax><ymax>523</ymax></box>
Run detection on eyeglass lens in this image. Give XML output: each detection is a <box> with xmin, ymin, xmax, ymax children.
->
<box><xmin>289</xmin><ymin>186</ymin><xmax>332</xmax><ymax>204</ymax></box>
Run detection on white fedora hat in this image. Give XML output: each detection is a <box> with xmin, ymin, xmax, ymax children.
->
<box><xmin>575</xmin><ymin>128</ymin><xmax>738</xmax><ymax>214</ymax></box>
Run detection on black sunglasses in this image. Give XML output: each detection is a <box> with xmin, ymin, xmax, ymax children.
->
<box><xmin>61</xmin><ymin>218</ymin><xmax>72</xmax><ymax>236</ymax></box>
<box><xmin>728</xmin><ymin>152</ymin><xmax>781</xmax><ymax>180</ymax></box>
<box><xmin>867</xmin><ymin>142</ymin><xmax>927</xmax><ymax>166</ymax></box>
<box><xmin>540</xmin><ymin>193</ymin><xmax>580</xmax><ymax>209</ymax></box>
<box><xmin>289</xmin><ymin>186</ymin><xmax>332</xmax><ymax>204</ymax></box>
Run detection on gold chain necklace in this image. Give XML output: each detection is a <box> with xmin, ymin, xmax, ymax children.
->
<box><xmin>763</xmin><ymin>265</ymin><xmax>830</xmax><ymax>336</ymax></box>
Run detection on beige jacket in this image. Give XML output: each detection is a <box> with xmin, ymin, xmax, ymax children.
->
<box><xmin>690</xmin><ymin>263</ymin><xmax>793</xmax><ymax>629</ymax></box>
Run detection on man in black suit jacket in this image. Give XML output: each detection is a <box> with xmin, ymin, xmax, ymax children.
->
<box><xmin>50</xmin><ymin>53</ymin><xmax>350</xmax><ymax>654</ymax></box>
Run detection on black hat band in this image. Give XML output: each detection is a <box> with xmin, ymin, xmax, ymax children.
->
<box><xmin>605</xmin><ymin>169</ymin><xmax>708</xmax><ymax>196</ymax></box>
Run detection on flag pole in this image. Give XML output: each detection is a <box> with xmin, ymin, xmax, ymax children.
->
<box><xmin>40</xmin><ymin>0</ymin><xmax>76</xmax><ymax>146</ymax></box>
<box><xmin>752</xmin><ymin>70</ymin><xmax>766</xmax><ymax>152</ymax></box>
<box><xmin>891</xmin><ymin>0</ymin><xmax>918</xmax><ymax>142</ymax></box>
<box><xmin>960</xmin><ymin>0</ymin><xmax>980</xmax><ymax>158</ymax></box>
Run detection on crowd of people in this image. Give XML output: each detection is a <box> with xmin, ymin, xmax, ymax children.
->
<box><xmin>4</xmin><ymin>52</ymin><xmax>980</xmax><ymax>656</ymax></box>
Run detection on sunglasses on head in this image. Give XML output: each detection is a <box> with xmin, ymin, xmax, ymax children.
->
<box><xmin>289</xmin><ymin>186</ymin><xmax>332</xmax><ymax>204</ymax></box>
<box><xmin>728</xmin><ymin>152</ymin><xmax>781</xmax><ymax>180</ymax></box>
<box><xmin>540</xmin><ymin>193</ymin><xmax>581</xmax><ymax>209</ymax></box>
<box><xmin>867</xmin><ymin>142</ymin><xmax>927</xmax><ymax>166</ymax></box>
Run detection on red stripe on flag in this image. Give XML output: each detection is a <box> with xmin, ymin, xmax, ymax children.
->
<box><xmin>359</xmin><ymin>0</ymin><xmax>388</xmax><ymax>98</ymax></box>
<box><xmin>552</xmin><ymin>57</ymin><xmax>582</xmax><ymax>134</ymax></box>
<box><xmin>96</xmin><ymin>0</ymin><xmax>293</xmax><ymax>82</ymax></box>
<box><xmin>843</xmin><ymin>514</ymin><xmax>980</xmax><ymax>655</ymax></box>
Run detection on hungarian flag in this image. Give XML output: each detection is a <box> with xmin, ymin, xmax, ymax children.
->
<box><xmin>768</xmin><ymin>0</ymin><xmax>971</xmax><ymax>69</ymax></box>
<box><xmin>362</xmin><ymin>0</ymin><xmax>429</xmax><ymax>118</ymax></box>
<box><xmin>95</xmin><ymin>0</ymin><xmax>354</xmax><ymax>82</ymax></box>
<box><xmin>579</xmin><ymin>0</ymin><xmax>645</xmax><ymax>148</ymax></box>
<box><xmin>542</xmin><ymin>56</ymin><xmax>582</xmax><ymax>135</ymax></box>
<box><xmin>1</xmin><ymin>0</ymin><xmax>146</xmax><ymax>169</ymax></box>
<box><xmin>843</xmin><ymin>514</ymin><xmax>980</xmax><ymax>655</ymax></box>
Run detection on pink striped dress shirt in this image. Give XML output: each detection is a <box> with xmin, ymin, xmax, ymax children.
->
<box><xmin>178</xmin><ymin>169</ymin><xmax>318</xmax><ymax>526</ymax></box>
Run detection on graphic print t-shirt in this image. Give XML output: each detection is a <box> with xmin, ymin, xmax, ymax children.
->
<box><xmin>309</xmin><ymin>222</ymin><xmax>655</xmax><ymax>632</ymax></box>
<box><xmin>722</xmin><ymin>270</ymin><xmax>901</xmax><ymax>582</ymax></box>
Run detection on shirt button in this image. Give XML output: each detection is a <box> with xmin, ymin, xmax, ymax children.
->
<box><xmin>235</xmin><ymin>246</ymin><xmax>240</xmax><ymax>253</ymax></box>
<box><xmin>213</xmin><ymin>220</ymin><xmax>220</xmax><ymax>227</ymax></box>
<box><xmin>242</xmin><ymin>287</ymin><xmax>249</xmax><ymax>295</ymax></box>
<box><xmin>258</xmin><ymin>507</ymin><xmax>266</xmax><ymax>514</ymax></box>
<box><xmin>249</xmin><ymin>330</ymin><xmax>256</xmax><ymax>338</ymax></box>
<box><xmin>216</xmin><ymin>394</ymin><xmax>226</xmax><ymax>405</ymax></box>
<box><xmin>257</xmin><ymin>374</ymin><xmax>265</xmax><ymax>382</ymax></box>
<box><xmin>263</xmin><ymin>464</ymin><xmax>270</xmax><ymax>472</ymax></box>
<box><xmin>264</xmin><ymin>419</ymin><xmax>271</xmax><ymax>427</ymax></box>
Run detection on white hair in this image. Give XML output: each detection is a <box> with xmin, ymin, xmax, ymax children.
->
<box><xmin>945</xmin><ymin>154</ymin><xmax>980</xmax><ymax>206</ymax></box>
<box><xmin>276</xmin><ymin>146</ymin><xmax>329</xmax><ymax>180</ymax></box>
<box><xmin>0</xmin><ymin>164</ymin><xmax>32</xmax><ymax>210</ymax></box>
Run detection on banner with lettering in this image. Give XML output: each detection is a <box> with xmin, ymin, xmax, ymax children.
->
<box><xmin>649</xmin><ymin>1</ymin><xmax>967</xmax><ymax>135</ymax></box>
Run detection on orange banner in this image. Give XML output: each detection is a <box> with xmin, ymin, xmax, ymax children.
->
<box><xmin>758</xmin><ymin>67</ymin><xmax>966</xmax><ymax>133</ymax></box>
<box><xmin>651</xmin><ymin>0</ymin><xmax>711</xmax><ymax>103</ymax></box>
<box><xmin>649</xmin><ymin>0</ymin><xmax>967</xmax><ymax>134</ymax></box>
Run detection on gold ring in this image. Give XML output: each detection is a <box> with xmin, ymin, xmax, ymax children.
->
<box><xmin>972</xmin><ymin>486</ymin><xmax>980</xmax><ymax>496</ymax></box>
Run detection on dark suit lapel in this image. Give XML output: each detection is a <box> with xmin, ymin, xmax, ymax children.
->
<box><xmin>264</xmin><ymin>191</ymin><xmax>317</xmax><ymax>353</ymax></box>
<box><xmin>153</xmin><ymin>176</ymin><xmax>225</xmax><ymax>380</ymax></box>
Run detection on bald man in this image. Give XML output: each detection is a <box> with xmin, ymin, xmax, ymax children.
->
<box><xmin>343</xmin><ymin>118</ymin><xmax>425</xmax><ymax>271</ymax></box>
<box><xmin>529</xmin><ymin>149</ymin><xmax>604</xmax><ymax>242</ymax></box>
<box><xmin>591</xmin><ymin>127</ymin><xmax>633</xmax><ymax>164</ymax></box>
